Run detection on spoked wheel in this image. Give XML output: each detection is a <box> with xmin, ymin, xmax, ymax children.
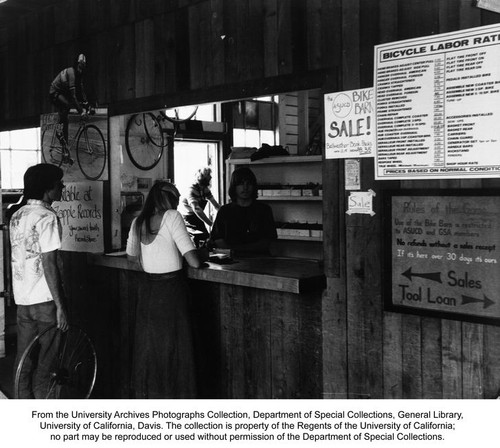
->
<box><xmin>76</xmin><ymin>124</ymin><xmax>107</xmax><ymax>180</ymax></box>
<box><xmin>41</xmin><ymin>129</ymin><xmax>65</xmax><ymax>167</ymax></box>
<box><xmin>125</xmin><ymin>113</ymin><xmax>165</xmax><ymax>170</ymax></box>
<box><xmin>161</xmin><ymin>105</ymin><xmax>199</xmax><ymax>124</ymax></box>
<box><xmin>143</xmin><ymin>112</ymin><xmax>165</xmax><ymax>148</ymax></box>
<box><xmin>14</xmin><ymin>325</ymin><xmax>97</xmax><ymax>399</ymax></box>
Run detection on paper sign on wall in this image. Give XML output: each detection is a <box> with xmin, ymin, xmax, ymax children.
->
<box><xmin>477</xmin><ymin>0</ymin><xmax>500</xmax><ymax>14</ymax></box>
<box><xmin>345</xmin><ymin>159</ymin><xmax>361</xmax><ymax>190</ymax></box>
<box><xmin>324</xmin><ymin>88</ymin><xmax>374</xmax><ymax>159</ymax></box>
<box><xmin>52</xmin><ymin>182</ymin><xmax>104</xmax><ymax>253</ymax></box>
<box><xmin>346</xmin><ymin>190</ymin><xmax>376</xmax><ymax>216</ymax></box>
<box><xmin>374</xmin><ymin>23</ymin><xmax>500</xmax><ymax>180</ymax></box>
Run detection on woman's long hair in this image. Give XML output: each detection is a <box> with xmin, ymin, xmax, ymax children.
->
<box><xmin>134</xmin><ymin>181</ymin><xmax>180</xmax><ymax>241</ymax></box>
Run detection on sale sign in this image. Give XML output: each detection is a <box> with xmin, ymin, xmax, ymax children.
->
<box><xmin>324</xmin><ymin>88</ymin><xmax>374</xmax><ymax>159</ymax></box>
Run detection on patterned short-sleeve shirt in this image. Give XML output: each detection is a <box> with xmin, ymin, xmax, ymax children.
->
<box><xmin>10</xmin><ymin>200</ymin><xmax>62</xmax><ymax>306</ymax></box>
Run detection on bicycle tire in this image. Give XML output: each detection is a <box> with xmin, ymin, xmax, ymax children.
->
<box><xmin>143</xmin><ymin>112</ymin><xmax>165</xmax><ymax>148</ymax></box>
<box><xmin>161</xmin><ymin>105</ymin><xmax>198</xmax><ymax>124</ymax></box>
<box><xmin>14</xmin><ymin>324</ymin><xmax>97</xmax><ymax>399</ymax></box>
<box><xmin>41</xmin><ymin>128</ymin><xmax>64</xmax><ymax>167</ymax></box>
<box><xmin>125</xmin><ymin>113</ymin><xmax>164</xmax><ymax>170</ymax></box>
<box><xmin>76</xmin><ymin>124</ymin><xmax>107</xmax><ymax>180</ymax></box>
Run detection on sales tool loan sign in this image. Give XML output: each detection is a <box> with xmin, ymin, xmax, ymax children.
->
<box><xmin>374</xmin><ymin>23</ymin><xmax>500</xmax><ymax>180</ymax></box>
<box><xmin>391</xmin><ymin>195</ymin><xmax>500</xmax><ymax>322</ymax></box>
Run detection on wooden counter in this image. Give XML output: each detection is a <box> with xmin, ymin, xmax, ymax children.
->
<box><xmin>83</xmin><ymin>253</ymin><xmax>326</xmax><ymax>399</ymax></box>
<box><xmin>88</xmin><ymin>253</ymin><xmax>325</xmax><ymax>294</ymax></box>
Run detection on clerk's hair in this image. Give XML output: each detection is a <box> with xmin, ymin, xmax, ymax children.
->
<box><xmin>135</xmin><ymin>181</ymin><xmax>180</xmax><ymax>239</ymax></box>
<box><xmin>228</xmin><ymin>167</ymin><xmax>258</xmax><ymax>202</ymax></box>
<box><xmin>23</xmin><ymin>164</ymin><xmax>63</xmax><ymax>200</ymax></box>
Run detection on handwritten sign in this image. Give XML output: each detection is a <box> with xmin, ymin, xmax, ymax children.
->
<box><xmin>324</xmin><ymin>88</ymin><xmax>374</xmax><ymax>159</ymax></box>
<box><xmin>346</xmin><ymin>190</ymin><xmax>376</xmax><ymax>216</ymax></box>
<box><xmin>52</xmin><ymin>182</ymin><xmax>104</xmax><ymax>253</ymax></box>
<box><xmin>375</xmin><ymin>23</ymin><xmax>500</xmax><ymax>180</ymax></box>
<box><xmin>384</xmin><ymin>190</ymin><xmax>500</xmax><ymax>325</ymax></box>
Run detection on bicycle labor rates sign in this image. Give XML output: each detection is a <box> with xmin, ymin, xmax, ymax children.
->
<box><xmin>383</xmin><ymin>190</ymin><xmax>500</xmax><ymax>325</ymax></box>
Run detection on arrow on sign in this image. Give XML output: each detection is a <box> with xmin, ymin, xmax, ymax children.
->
<box><xmin>402</xmin><ymin>267</ymin><xmax>442</xmax><ymax>283</ymax></box>
<box><xmin>461</xmin><ymin>294</ymin><xmax>495</xmax><ymax>309</ymax></box>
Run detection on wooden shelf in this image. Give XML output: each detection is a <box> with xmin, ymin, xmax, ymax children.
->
<box><xmin>260</xmin><ymin>195</ymin><xmax>322</xmax><ymax>201</ymax></box>
<box><xmin>228</xmin><ymin>155</ymin><xmax>321</xmax><ymax>165</ymax></box>
<box><xmin>277</xmin><ymin>235</ymin><xmax>323</xmax><ymax>242</ymax></box>
<box><xmin>225</xmin><ymin>153</ymin><xmax>323</xmax><ymax>259</ymax></box>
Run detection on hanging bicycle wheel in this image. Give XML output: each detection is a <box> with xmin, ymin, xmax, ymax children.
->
<box><xmin>162</xmin><ymin>105</ymin><xmax>199</xmax><ymax>124</ymax></box>
<box><xmin>41</xmin><ymin>128</ymin><xmax>64</xmax><ymax>167</ymax></box>
<box><xmin>125</xmin><ymin>113</ymin><xmax>165</xmax><ymax>170</ymax></box>
<box><xmin>76</xmin><ymin>124</ymin><xmax>107</xmax><ymax>180</ymax></box>
<box><xmin>143</xmin><ymin>112</ymin><xmax>165</xmax><ymax>148</ymax></box>
<box><xmin>14</xmin><ymin>325</ymin><xmax>97</xmax><ymax>399</ymax></box>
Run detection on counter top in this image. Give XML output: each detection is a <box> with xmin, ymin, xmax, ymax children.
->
<box><xmin>87</xmin><ymin>253</ymin><xmax>325</xmax><ymax>294</ymax></box>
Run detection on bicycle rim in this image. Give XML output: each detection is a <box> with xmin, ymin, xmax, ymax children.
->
<box><xmin>41</xmin><ymin>128</ymin><xmax>64</xmax><ymax>167</ymax></box>
<box><xmin>143</xmin><ymin>112</ymin><xmax>165</xmax><ymax>148</ymax></box>
<box><xmin>125</xmin><ymin>114</ymin><xmax>164</xmax><ymax>170</ymax></box>
<box><xmin>76</xmin><ymin>124</ymin><xmax>107</xmax><ymax>180</ymax></box>
<box><xmin>14</xmin><ymin>325</ymin><xmax>97</xmax><ymax>399</ymax></box>
<box><xmin>162</xmin><ymin>105</ymin><xmax>198</xmax><ymax>123</ymax></box>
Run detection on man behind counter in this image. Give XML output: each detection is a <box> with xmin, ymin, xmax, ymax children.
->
<box><xmin>209</xmin><ymin>167</ymin><xmax>277</xmax><ymax>256</ymax></box>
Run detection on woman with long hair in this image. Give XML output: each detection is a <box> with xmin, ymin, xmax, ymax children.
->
<box><xmin>126</xmin><ymin>180</ymin><xmax>203</xmax><ymax>398</ymax></box>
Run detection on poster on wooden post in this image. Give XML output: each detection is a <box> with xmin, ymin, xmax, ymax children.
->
<box><xmin>383</xmin><ymin>190</ymin><xmax>500</xmax><ymax>326</ymax></box>
<box><xmin>324</xmin><ymin>88</ymin><xmax>374</xmax><ymax>159</ymax></box>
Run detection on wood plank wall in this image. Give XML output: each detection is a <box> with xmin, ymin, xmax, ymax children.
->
<box><xmin>321</xmin><ymin>0</ymin><xmax>500</xmax><ymax>400</ymax></box>
<box><xmin>2</xmin><ymin>0</ymin><xmax>500</xmax><ymax>399</ymax></box>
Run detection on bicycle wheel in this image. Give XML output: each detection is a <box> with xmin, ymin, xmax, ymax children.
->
<box><xmin>41</xmin><ymin>128</ymin><xmax>64</xmax><ymax>167</ymax></box>
<box><xmin>14</xmin><ymin>325</ymin><xmax>97</xmax><ymax>399</ymax></box>
<box><xmin>125</xmin><ymin>113</ymin><xmax>164</xmax><ymax>170</ymax></box>
<box><xmin>162</xmin><ymin>105</ymin><xmax>199</xmax><ymax>123</ymax></box>
<box><xmin>143</xmin><ymin>112</ymin><xmax>165</xmax><ymax>148</ymax></box>
<box><xmin>76</xmin><ymin>124</ymin><xmax>107</xmax><ymax>180</ymax></box>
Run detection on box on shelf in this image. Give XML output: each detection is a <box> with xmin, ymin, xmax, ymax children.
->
<box><xmin>228</xmin><ymin>147</ymin><xmax>258</xmax><ymax>159</ymax></box>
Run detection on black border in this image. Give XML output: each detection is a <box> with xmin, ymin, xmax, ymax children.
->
<box><xmin>382</xmin><ymin>188</ymin><xmax>500</xmax><ymax>327</ymax></box>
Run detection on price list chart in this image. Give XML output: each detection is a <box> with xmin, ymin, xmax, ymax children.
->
<box><xmin>374</xmin><ymin>23</ymin><xmax>500</xmax><ymax>180</ymax></box>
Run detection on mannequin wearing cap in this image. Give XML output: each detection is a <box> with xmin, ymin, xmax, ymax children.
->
<box><xmin>49</xmin><ymin>53</ymin><xmax>89</xmax><ymax>144</ymax></box>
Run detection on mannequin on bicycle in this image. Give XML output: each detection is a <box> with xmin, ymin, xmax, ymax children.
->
<box><xmin>49</xmin><ymin>54</ymin><xmax>89</xmax><ymax>146</ymax></box>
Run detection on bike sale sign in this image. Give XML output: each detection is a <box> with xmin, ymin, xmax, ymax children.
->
<box><xmin>383</xmin><ymin>190</ymin><xmax>500</xmax><ymax>325</ymax></box>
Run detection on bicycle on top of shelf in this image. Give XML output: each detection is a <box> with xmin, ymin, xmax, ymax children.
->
<box><xmin>42</xmin><ymin>105</ymin><xmax>107</xmax><ymax>181</ymax></box>
<box><xmin>125</xmin><ymin>105</ymin><xmax>198</xmax><ymax>170</ymax></box>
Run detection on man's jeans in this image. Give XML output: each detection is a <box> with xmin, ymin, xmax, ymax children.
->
<box><xmin>15</xmin><ymin>301</ymin><xmax>57</xmax><ymax>398</ymax></box>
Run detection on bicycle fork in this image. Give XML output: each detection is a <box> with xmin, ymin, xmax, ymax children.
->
<box><xmin>50</xmin><ymin>133</ymin><xmax>73</xmax><ymax>166</ymax></box>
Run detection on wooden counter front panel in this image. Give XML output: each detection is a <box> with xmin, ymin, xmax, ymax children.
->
<box><xmin>191</xmin><ymin>281</ymin><xmax>322</xmax><ymax>399</ymax></box>
<box><xmin>86</xmin><ymin>266</ymin><xmax>323</xmax><ymax>399</ymax></box>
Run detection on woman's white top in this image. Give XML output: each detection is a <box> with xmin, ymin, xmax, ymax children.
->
<box><xmin>126</xmin><ymin>210</ymin><xmax>195</xmax><ymax>273</ymax></box>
